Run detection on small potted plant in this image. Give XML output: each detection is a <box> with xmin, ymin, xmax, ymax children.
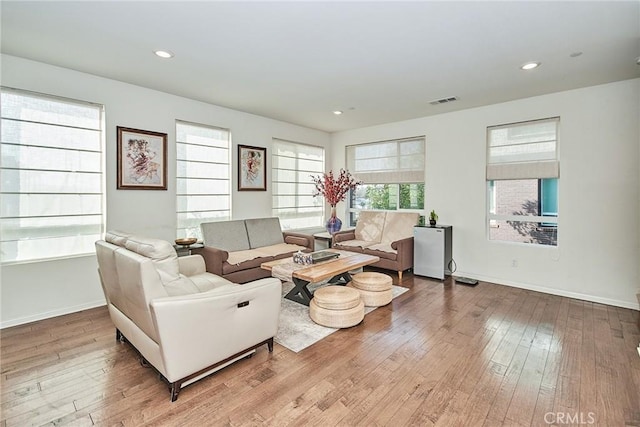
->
<box><xmin>429</xmin><ymin>210</ymin><xmax>438</xmax><ymax>227</ymax></box>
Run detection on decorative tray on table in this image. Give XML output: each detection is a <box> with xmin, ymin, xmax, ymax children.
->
<box><xmin>175</xmin><ymin>237</ymin><xmax>198</xmax><ymax>247</ymax></box>
<box><xmin>310</xmin><ymin>251</ymin><xmax>340</xmax><ymax>263</ymax></box>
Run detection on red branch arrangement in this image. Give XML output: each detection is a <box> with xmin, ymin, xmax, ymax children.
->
<box><xmin>311</xmin><ymin>169</ymin><xmax>361</xmax><ymax>207</ymax></box>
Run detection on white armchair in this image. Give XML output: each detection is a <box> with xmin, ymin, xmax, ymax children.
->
<box><xmin>95</xmin><ymin>231</ymin><xmax>281</xmax><ymax>401</ymax></box>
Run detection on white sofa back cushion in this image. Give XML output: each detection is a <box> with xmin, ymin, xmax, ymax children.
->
<box><xmin>380</xmin><ymin>212</ymin><xmax>420</xmax><ymax>243</ymax></box>
<box><xmin>124</xmin><ymin>236</ymin><xmax>200</xmax><ymax>296</ymax></box>
<box><xmin>354</xmin><ymin>211</ymin><xmax>386</xmax><ymax>243</ymax></box>
<box><xmin>202</xmin><ymin>220</ymin><xmax>251</xmax><ymax>252</ymax></box>
<box><xmin>96</xmin><ymin>240</ymin><xmax>125</xmax><ymax>308</ymax></box>
<box><xmin>114</xmin><ymin>249</ymin><xmax>168</xmax><ymax>342</ymax></box>
<box><xmin>245</xmin><ymin>217</ymin><xmax>284</xmax><ymax>248</ymax></box>
<box><xmin>105</xmin><ymin>229</ymin><xmax>131</xmax><ymax>247</ymax></box>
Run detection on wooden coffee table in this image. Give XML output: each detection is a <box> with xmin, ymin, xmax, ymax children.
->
<box><xmin>261</xmin><ymin>250</ymin><xmax>380</xmax><ymax>306</ymax></box>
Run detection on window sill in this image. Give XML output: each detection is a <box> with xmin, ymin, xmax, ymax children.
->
<box><xmin>1</xmin><ymin>252</ymin><xmax>96</xmax><ymax>266</ymax></box>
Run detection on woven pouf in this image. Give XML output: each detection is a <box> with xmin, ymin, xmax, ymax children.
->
<box><xmin>309</xmin><ymin>286</ymin><xmax>364</xmax><ymax>328</ymax></box>
<box><xmin>347</xmin><ymin>272</ymin><xmax>393</xmax><ymax>307</ymax></box>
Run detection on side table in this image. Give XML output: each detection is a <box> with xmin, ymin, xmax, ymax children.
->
<box><xmin>173</xmin><ymin>243</ymin><xmax>204</xmax><ymax>257</ymax></box>
<box><xmin>313</xmin><ymin>231</ymin><xmax>333</xmax><ymax>249</ymax></box>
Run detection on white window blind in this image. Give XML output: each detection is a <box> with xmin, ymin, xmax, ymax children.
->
<box><xmin>272</xmin><ymin>138</ymin><xmax>324</xmax><ymax>230</ymax></box>
<box><xmin>487</xmin><ymin>117</ymin><xmax>559</xmax><ymax>180</ymax></box>
<box><xmin>176</xmin><ymin>120</ymin><xmax>231</xmax><ymax>239</ymax></box>
<box><xmin>346</xmin><ymin>136</ymin><xmax>425</xmax><ymax>184</ymax></box>
<box><xmin>0</xmin><ymin>88</ymin><xmax>104</xmax><ymax>263</ymax></box>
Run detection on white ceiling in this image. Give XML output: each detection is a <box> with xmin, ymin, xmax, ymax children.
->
<box><xmin>1</xmin><ymin>1</ymin><xmax>639</xmax><ymax>133</ymax></box>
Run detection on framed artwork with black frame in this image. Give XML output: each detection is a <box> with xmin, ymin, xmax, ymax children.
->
<box><xmin>117</xmin><ymin>126</ymin><xmax>167</xmax><ymax>190</ymax></box>
<box><xmin>238</xmin><ymin>144</ymin><xmax>266</xmax><ymax>191</ymax></box>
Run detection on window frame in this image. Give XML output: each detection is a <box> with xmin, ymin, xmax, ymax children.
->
<box><xmin>345</xmin><ymin>136</ymin><xmax>426</xmax><ymax>226</ymax></box>
<box><xmin>486</xmin><ymin>117</ymin><xmax>559</xmax><ymax>246</ymax></box>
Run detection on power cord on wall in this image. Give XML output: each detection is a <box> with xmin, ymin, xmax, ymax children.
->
<box><xmin>447</xmin><ymin>258</ymin><xmax>457</xmax><ymax>275</ymax></box>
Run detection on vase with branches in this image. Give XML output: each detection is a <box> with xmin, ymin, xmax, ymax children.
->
<box><xmin>311</xmin><ymin>169</ymin><xmax>361</xmax><ymax>234</ymax></box>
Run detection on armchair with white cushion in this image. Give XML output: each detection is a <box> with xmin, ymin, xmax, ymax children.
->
<box><xmin>95</xmin><ymin>231</ymin><xmax>281</xmax><ymax>401</ymax></box>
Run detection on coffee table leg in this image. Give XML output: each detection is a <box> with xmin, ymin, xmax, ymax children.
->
<box><xmin>328</xmin><ymin>272</ymin><xmax>351</xmax><ymax>285</ymax></box>
<box><xmin>285</xmin><ymin>278</ymin><xmax>314</xmax><ymax>306</ymax></box>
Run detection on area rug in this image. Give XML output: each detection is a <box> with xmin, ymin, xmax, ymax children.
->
<box><xmin>275</xmin><ymin>282</ymin><xmax>409</xmax><ymax>353</ymax></box>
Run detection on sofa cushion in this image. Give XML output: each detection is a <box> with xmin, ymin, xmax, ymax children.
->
<box><xmin>125</xmin><ymin>235</ymin><xmax>175</xmax><ymax>260</ymax></box>
<box><xmin>223</xmin><ymin>256</ymin><xmax>267</xmax><ymax>275</ymax></box>
<box><xmin>105</xmin><ymin>230</ymin><xmax>132</xmax><ymax>247</ymax></box>
<box><xmin>354</xmin><ymin>211</ymin><xmax>386</xmax><ymax>243</ymax></box>
<box><xmin>334</xmin><ymin>239</ymin><xmax>379</xmax><ymax>249</ymax></box>
<box><xmin>202</xmin><ymin>220</ymin><xmax>250</xmax><ymax>252</ymax></box>
<box><xmin>188</xmin><ymin>273</ymin><xmax>235</xmax><ymax>292</ymax></box>
<box><xmin>227</xmin><ymin>248</ymin><xmax>266</xmax><ymax>265</ymax></box>
<box><xmin>245</xmin><ymin>217</ymin><xmax>284</xmax><ymax>248</ymax></box>
<box><xmin>125</xmin><ymin>235</ymin><xmax>195</xmax><ymax>296</ymax></box>
<box><xmin>163</xmin><ymin>275</ymin><xmax>201</xmax><ymax>296</ymax></box>
<box><xmin>255</xmin><ymin>242</ymin><xmax>307</xmax><ymax>258</ymax></box>
<box><xmin>380</xmin><ymin>212</ymin><xmax>419</xmax><ymax>243</ymax></box>
<box><xmin>364</xmin><ymin>245</ymin><xmax>398</xmax><ymax>260</ymax></box>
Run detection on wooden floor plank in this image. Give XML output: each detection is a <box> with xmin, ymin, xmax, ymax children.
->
<box><xmin>1</xmin><ymin>273</ymin><xmax>638</xmax><ymax>427</ymax></box>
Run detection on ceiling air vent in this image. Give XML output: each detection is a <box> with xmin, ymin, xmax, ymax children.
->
<box><xmin>429</xmin><ymin>96</ymin><xmax>458</xmax><ymax>106</ymax></box>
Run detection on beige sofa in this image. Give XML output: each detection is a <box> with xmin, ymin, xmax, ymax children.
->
<box><xmin>95</xmin><ymin>231</ymin><xmax>281</xmax><ymax>401</ymax></box>
<box><xmin>332</xmin><ymin>211</ymin><xmax>419</xmax><ymax>280</ymax></box>
<box><xmin>192</xmin><ymin>217</ymin><xmax>314</xmax><ymax>283</ymax></box>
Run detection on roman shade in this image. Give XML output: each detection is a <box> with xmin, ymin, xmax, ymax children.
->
<box><xmin>271</xmin><ymin>138</ymin><xmax>324</xmax><ymax>229</ymax></box>
<box><xmin>486</xmin><ymin>117</ymin><xmax>559</xmax><ymax>180</ymax></box>
<box><xmin>0</xmin><ymin>87</ymin><xmax>104</xmax><ymax>262</ymax></box>
<box><xmin>346</xmin><ymin>137</ymin><xmax>425</xmax><ymax>184</ymax></box>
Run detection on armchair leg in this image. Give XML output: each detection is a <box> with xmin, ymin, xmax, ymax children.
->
<box><xmin>268</xmin><ymin>337</ymin><xmax>274</xmax><ymax>352</ymax></box>
<box><xmin>116</xmin><ymin>329</ymin><xmax>125</xmax><ymax>343</ymax></box>
<box><xmin>398</xmin><ymin>270</ymin><xmax>403</xmax><ymax>281</ymax></box>
<box><xmin>170</xmin><ymin>382</ymin><xmax>182</xmax><ymax>402</ymax></box>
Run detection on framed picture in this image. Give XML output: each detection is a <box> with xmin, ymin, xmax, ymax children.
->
<box><xmin>238</xmin><ymin>144</ymin><xmax>267</xmax><ymax>191</ymax></box>
<box><xmin>117</xmin><ymin>126</ymin><xmax>167</xmax><ymax>190</ymax></box>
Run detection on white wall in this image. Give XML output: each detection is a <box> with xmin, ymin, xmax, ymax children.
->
<box><xmin>0</xmin><ymin>55</ymin><xmax>331</xmax><ymax>327</ymax></box>
<box><xmin>331</xmin><ymin>79</ymin><xmax>640</xmax><ymax>310</ymax></box>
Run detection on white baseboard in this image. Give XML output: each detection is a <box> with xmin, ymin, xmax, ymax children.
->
<box><xmin>1</xmin><ymin>300</ymin><xmax>107</xmax><ymax>329</ymax></box>
<box><xmin>454</xmin><ymin>272</ymin><xmax>640</xmax><ymax>311</ymax></box>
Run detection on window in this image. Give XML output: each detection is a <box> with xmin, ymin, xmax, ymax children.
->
<box><xmin>487</xmin><ymin>117</ymin><xmax>559</xmax><ymax>246</ymax></box>
<box><xmin>346</xmin><ymin>137</ymin><xmax>425</xmax><ymax>225</ymax></box>
<box><xmin>272</xmin><ymin>138</ymin><xmax>324</xmax><ymax>230</ymax></box>
<box><xmin>176</xmin><ymin>120</ymin><xmax>231</xmax><ymax>239</ymax></box>
<box><xmin>0</xmin><ymin>88</ymin><xmax>104</xmax><ymax>263</ymax></box>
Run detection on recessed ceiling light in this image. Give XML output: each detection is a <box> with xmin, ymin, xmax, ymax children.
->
<box><xmin>154</xmin><ymin>50</ymin><xmax>174</xmax><ymax>59</ymax></box>
<box><xmin>520</xmin><ymin>62</ymin><xmax>541</xmax><ymax>70</ymax></box>
<box><xmin>333</xmin><ymin>110</ymin><xmax>343</xmax><ymax>115</ymax></box>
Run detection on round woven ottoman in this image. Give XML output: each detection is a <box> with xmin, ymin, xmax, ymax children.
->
<box><xmin>347</xmin><ymin>272</ymin><xmax>393</xmax><ymax>307</ymax></box>
<box><xmin>309</xmin><ymin>286</ymin><xmax>364</xmax><ymax>328</ymax></box>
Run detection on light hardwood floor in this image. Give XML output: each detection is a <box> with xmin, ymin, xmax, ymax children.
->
<box><xmin>2</xmin><ymin>273</ymin><xmax>639</xmax><ymax>426</ymax></box>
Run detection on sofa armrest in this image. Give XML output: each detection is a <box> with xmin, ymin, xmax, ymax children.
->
<box><xmin>391</xmin><ymin>236</ymin><xmax>415</xmax><ymax>270</ymax></box>
<box><xmin>333</xmin><ymin>229</ymin><xmax>356</xmax><ymax>244</ymax></box>
<box><xmin>150</xmin><ymin>277</ymin><xmax>282</xmax><ymax>382</ymax></box>
<box><xmin>177</xmin><ymin>254</ymin><xmax>207</xmax><ymax>276</ymax></box>
<box><xmin>190</xmin><ymin>246</ymin><xmax>228</xmax><ymax>276</ymax></box>
<box><xmin>283</xmin><ymin>231</ymin><xmax>314</xmax><ymax>251</ymax></box>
